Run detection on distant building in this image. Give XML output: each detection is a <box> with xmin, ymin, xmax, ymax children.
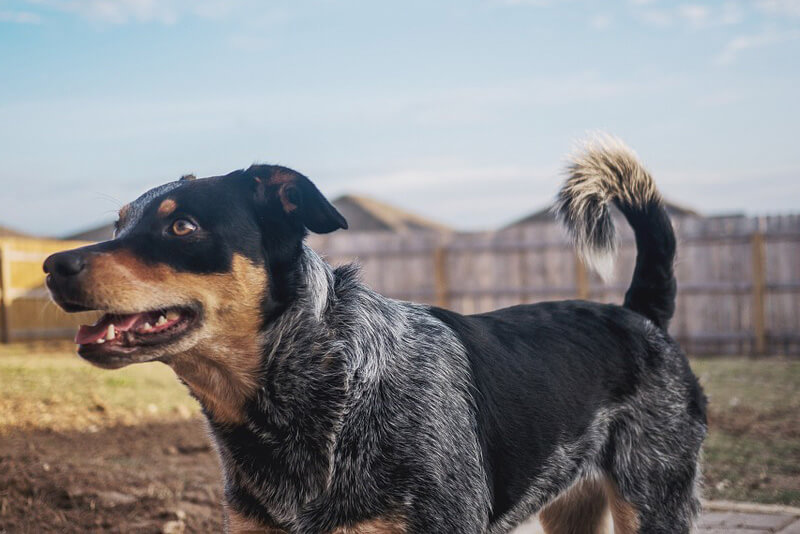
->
<box><xmin>332</xmin><ymin>195</ymin><xmax>451</xmax><ymax>233</ymax></box>
<box><xmin>63</xmin><ymin>194</ymin><xmax>452</xmax><ymax>241</ymax></box>
<box><xmin>502</xmin><ymin>200</ymin><xmax>699</xmax><ymax>230</ymax></box>
<box><xmin>0</xmin><ymin>224</ymin><xmax>31</xmax><ymax>238</ymax></box>
<box><xmin>65</xmin><ymin>224</ymin><xmax>115</xmax><ymax>242</ymax></box>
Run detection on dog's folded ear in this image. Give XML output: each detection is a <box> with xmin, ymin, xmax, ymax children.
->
<box><xmin>252</xmin><ymin>166</ymin><xmax>348</xmax><ymax>234</ymax></box>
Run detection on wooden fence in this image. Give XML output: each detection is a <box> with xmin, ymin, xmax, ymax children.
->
<box><xmin>1</xmin><ymin>215</ymin><xmax>798</xmax><ymax>356</ymax></box>
<box><xmin>0</xmin><ymin>237</ymin><xmax>98</xmax><ymax>343</ymax></box>
<box><xmin>308</xmin><ymin>214</ymin><xmax>800</xmax><ymax>356</ymax></box>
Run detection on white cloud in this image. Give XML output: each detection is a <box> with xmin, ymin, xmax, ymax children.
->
<box><xmin>660</xmin><ymin>167</ymin><xmax>800</xmax><ymax>216</ymax></box>
<box><xmin>495</xmin><ymin>0</ymin><xmax>554</xmax><ymax>5</ymax></box>
<box><xmin>345</xmin><ymin>164</ymin><xmax>555</xmax><ymax>194</ymax></box>
<box><xmin>228</xmin><ymin>32</ymin><xmax>273</xmax><ymax>52</ymax></box>
<box><xmin>756</xmin><ymin>0</ymin><xmax>800</xmax><ymax>17</ymax></box>
<box><xmin>637</xmin><ymin>9</ymin><xmax>674</xmax><ymax>26</ymax></box>
<box><xmin>23</xmin><ymin>0</ymin><xmax>240</xmax><ymax>24</ymax></box>
<box><xmin>717</xmin><ymin>28</ymin><xmax>800</xmax><ymax>64</ymax></box>
<box><xmin>634</xmin><ymin>2</ymin><xmax>743</xmax><ymax>29</ymax></box>
<box><xmin>720</xmin><ymin>2</ymin><xmax>744</xmax><ymax>24</ymax></box>
<box><xmin>696</xmin><ymin>89</ymin><xmax>745</xmax><ymax>106</ymax></box>
<box><xmin>339</xmin><ymin>162</ymin><xmax>560</xmax><ymax>230</ymax></box>
<box><xmin>0</xmin><ymin>10</ymin><xmax>42</xmax><ymax>23</ymax></box>
<box><xmin>677</xmin><ymin>4</ymin><xmax>710</xmax><ymax>26</ymax></box>
<box><xmin>590</xmin><ymin>13</ymin><xmax>613</xmax><ymax>30</ymax></box>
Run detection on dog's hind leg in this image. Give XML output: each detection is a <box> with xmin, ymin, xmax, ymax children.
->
<box><xmin>538</xmin><ymin>477</ymin><xmax>610</xmax><ymax>534</ymax></box>
<box><xmin>603</xmin><ymin>463</ymin><xmax>701</xmax><ymax>534</ymax></box>
<box><xmin>602</xmin><ymin>408</ymin><xmax>705</xmax><ymax>534</ymax></box>
<box><xmin>603</xmin><ymin>479</ymin><xmax>639</xmax><ymax>534</ymax></box>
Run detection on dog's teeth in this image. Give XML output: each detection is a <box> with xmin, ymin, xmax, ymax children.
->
<box><xmin>141</xmin><ymin>322</ymin><xmax>153</xmax><ymax>332</ymax></box>
<box><xmin>156</xmin><ymin>315</ymin><xmax>167</xmax><ymax>326</ymax></box>
<box><xmin>106</xmin><ymin>324</ymin><xmax>115</xmax><ymax>341</ymax></box>
<box><xmin>166</xmin><ymin>310</ymin><xmax>180</xmax><ymax>321</ymax></box>
<box><xmin>96</xmin><ymin>338</ymin><xmax>105</xmax><ymax>344</ymax></box>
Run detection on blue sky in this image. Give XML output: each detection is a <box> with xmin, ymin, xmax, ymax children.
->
<box><xmin>1</xmin><ymin>0</ymin><xmax>799</xmax><ymax>236</ymax></box>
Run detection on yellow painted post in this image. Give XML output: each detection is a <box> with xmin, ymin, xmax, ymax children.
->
<box><xmin>0</xmin><ymin>243</ymin><xmax>10</xmax><ymax>343</ymax></box>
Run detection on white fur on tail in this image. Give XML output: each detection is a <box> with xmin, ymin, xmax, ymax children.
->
<box><xmin>554</xmin><ymin>134</ymin><xmax>661</xmax><ymax>281</ymax></box>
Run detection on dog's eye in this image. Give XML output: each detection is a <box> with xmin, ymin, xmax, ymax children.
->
<box><xmin>170</xmin><ymin>219</ymin><xmax>197</xmax><ymax>237</ymax></box>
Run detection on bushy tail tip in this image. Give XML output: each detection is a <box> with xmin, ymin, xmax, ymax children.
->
<box><xmin>554</xmin><ymin>134</ymin><xmax>661</xmax><ymax>280</ymax></box>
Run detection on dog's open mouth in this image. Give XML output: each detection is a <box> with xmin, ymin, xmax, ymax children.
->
<box><xmin>76</xmin><ymin>307</ymin><xmax>198</xmax><ymax>355</ymax></box>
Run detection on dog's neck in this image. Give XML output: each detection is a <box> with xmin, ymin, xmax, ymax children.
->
<box><xmin>169</xmin><ymin>246</ymin><xmax>338</xmax><ymax>426</ymax></box>
<box><xmin>191</xmin><ymin>248</ymin><xmax>428</xmax><ymax>527</ymax></box>
<box><xmin>169</xmin><ymin>343</ymin><xmax>262</xmax><ymax>425</ymax></box>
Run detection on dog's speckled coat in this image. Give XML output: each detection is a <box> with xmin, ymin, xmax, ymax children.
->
<box><xmin>45</xmin><ymin>137</ymin><xmax>706</xmax><ymax>533</ymax></box>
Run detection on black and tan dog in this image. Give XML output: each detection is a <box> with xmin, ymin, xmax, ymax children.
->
<box><xmin>45</xmin><ymin>137</ymin><xmax>706</xmax><ymax>533</ymax></box>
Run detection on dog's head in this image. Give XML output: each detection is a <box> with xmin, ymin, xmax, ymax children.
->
<box><xmin>44</xmin><ymin>166</ymin><xmax>347</xmax><ymax>369</ymax></box>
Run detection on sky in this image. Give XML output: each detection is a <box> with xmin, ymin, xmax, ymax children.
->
<box><xmin>1</xmin><ymin>0</ymin><xmax>799</xmax><ymax>237</ymax></box>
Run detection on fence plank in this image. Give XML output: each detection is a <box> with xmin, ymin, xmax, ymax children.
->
<box><xmin>575</xmin><ymin>255</ymin><xmax>589</xmax><ymax>300</ymax></box>
<box><xmin>433</xmin><ymin>246</ymin><xmax>449</xmax><ymax>308</ymax></box>
<box><xmin>752</xmin><ymin>230</ymin><xmax>767</xmax><ymax>355</ymax></box>
<box><xmin>0</xmin><ymin>244</ymin><xmax>9</xmax><ymax>343</ymax></box>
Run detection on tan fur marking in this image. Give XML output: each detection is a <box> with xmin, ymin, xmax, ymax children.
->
<box><xmin>225</xmin><ymin>506</ymin><xmax>286</xmax><ymax>533</ymax></box>
<box><xmin>118</xmin><ymin>203</ymin><xmax>131</xmax><ymax>220</ymax></box>
<box><xmin>224</xmin><ymin>508</ymin><xmax>403</xmax><ymax>534</ymax></box>
<box><xmin>86</xmin><ymin>251</ymin><xmax>268</xmax><ymax>425</ymax></box>
<box><xmin>158</xmin><ymin>198</ymin><xmax>177</xmax><ymax>217</ymax></box>
<box><xmin>277</xmin><ymin>185</ymin><xmax>297</xmax><ymax>213</ymax></box>
<box><xmin>267</xmin><ymin>172</ymin><xmax>294</xmax><ymax>186</ymax></box>
<box><xmin>604</xmin><ymin>480</ymin><xmax>639</xmax><ymax>534</ymax></box>
<box><xmin>540</xmin><ymin>477</ymin><xmax>610</xmax><ymax>534</ymax></box>
<box><xmin>331</xmin><ymin>517</ymin><xmax>407</xmax><ymax>534</ymax></box>
<box><xmin>267</xmin><ymin>171</ymin><xmax>298</xmax><ymax>213</ymax></box>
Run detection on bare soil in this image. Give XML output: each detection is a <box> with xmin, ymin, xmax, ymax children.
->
<box><xmin>0</xmin><ymin>420</ymin><xmax>223</xmax><ymax>533</ymax></box>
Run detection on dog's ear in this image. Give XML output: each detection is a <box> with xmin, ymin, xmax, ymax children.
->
<box><xmin>253</xmin><ymin>167</ymin><xmax>348</xmax><ymax>234</ymax></box>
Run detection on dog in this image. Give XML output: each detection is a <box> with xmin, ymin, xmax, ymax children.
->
<box><xmin>45</xmin><ymin>136</ymin><xmax>706</xmax><ymax>533</ymax></box>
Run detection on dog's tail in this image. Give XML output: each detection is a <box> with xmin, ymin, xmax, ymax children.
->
<box><xmin>554</xmin><ymin>134</ymin><xmax>676</xmax><ymax>330</ymax></box>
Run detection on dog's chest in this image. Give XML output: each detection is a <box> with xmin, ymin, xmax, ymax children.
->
<box><xmin>212</xmin><ymin>419</ymin><xmax>333</xmax><ymax>524</ymax></box>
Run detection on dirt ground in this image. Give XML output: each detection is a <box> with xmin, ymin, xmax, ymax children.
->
<box><xmin>1</xmin><ymin>351</ymin><xmax>798</xmax><ymax>532</ymax></box>
<box><xmin>0</xmin><ymin>420</ymin><xmax>223</xmax><ymax>533</ymax></box>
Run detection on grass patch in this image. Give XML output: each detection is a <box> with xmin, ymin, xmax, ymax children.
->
<box><xmin>691</xmin><ymin>357</ymin><xmax>800</xmax><ymax>506</ymax></box>
<box><xmin>0</xmin><ymin>349</ymin><xmax>200</xmax><ymax>433</ymax></box>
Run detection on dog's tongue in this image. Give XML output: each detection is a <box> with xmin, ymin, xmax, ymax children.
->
<box><xmin>75</xmin><ymin>313</ymin><xmax>143</xmax><ymax>345</ymax></box>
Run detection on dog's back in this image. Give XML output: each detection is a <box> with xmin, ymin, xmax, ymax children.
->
<box><xmin>430</xmin><ymin>136</ymin><xmax>706</xmax><ymax>533</ymax></box>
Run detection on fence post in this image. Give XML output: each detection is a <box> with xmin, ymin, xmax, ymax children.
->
<box><xmin>0</xmin><ymin>243</ymin><xmax>10</xmax><ymax>343</ymax></box>
<box><xmin>433</xmin><ymin>246</ymin><xmax>449</xmax><ymax>309</ymax></box>
<box><xmin>575</xmin><ymin>254</ymin><xmax>590</xmax><ymax>300</ymax></box>
<box><xmin>518</xmin><ymin>248</ymin><xmax>529</xmax><ymax>304</ymax></box>
<box><xmin>751</xmin><ymin>229</ymin><xmax>767</xmax><ymax>355</ymax></box>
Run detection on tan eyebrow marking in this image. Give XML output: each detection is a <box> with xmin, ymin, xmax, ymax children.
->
<box><xmin>158</xmin><ymin>198</ymin><xmax>177</xmax><ymax>217</ymax></box>
<box><xmin>119</xmin><ymin>203</ymin><xmax>131</xmax><ymax>219</ymax></box>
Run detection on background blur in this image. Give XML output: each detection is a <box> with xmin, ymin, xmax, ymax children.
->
<box><xmin>0</xmin><ymin>1</ymin><xmax>799</xmax><ymax>533</ymax></box>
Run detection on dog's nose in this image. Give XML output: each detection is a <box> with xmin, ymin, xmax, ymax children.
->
<box><xmin>44</xmin><ymin>251</ymin><xmax>87</xmax><ymax>277</ymax></box>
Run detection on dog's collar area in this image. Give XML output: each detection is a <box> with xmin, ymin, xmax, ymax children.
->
<box><xmin>75</xmin><ymin>307</ymin><xmax>195</xmax><ymax>347</ymax></box>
